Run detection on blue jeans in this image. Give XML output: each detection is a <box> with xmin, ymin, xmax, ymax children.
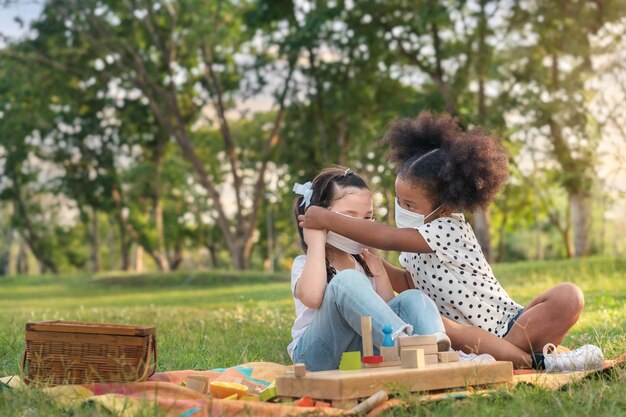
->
<box><xmin>292</xmin><ymin>269</ymin><xmax>445</xmax><ymax>371</ymax></box>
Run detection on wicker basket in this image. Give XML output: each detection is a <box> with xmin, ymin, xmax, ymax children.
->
<box><xmin>21</xmin><ymin>320</ymin><xmax>156</xmax><ymax>386</ymax></box>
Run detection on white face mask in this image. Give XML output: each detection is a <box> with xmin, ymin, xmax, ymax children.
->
<box><xmin>325</xmin><ymin>211</ymin><xmax>369</xmax><ymax>255</ymax></box>
<box><xmin>395</xmin><ymin>198</ymin><xmax>443</xmax><ymax>229</ymax></box>
<box><xmin>326</xmin><ymin>231</ymin><xmax>367</xmax><ymax>255</ymax></box>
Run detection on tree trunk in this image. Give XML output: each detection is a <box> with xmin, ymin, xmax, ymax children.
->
<box><xmin>134</xmin><ymin>244</ymin><xmax>144</xmax><ymax>273</ymax></box>
<box><xmin>0</xmin><ymin>227</ymin><xmax>12</xmax><ymax>276</ymax></box>
<box><xmin>17</xmin><ymin>238</ymin><xmax>28</xmax><ymax>275</ymax></box>
<box><xmin>91</xmin><ymin>208</ymin><xmax>100</xmax><ymax>272</ymax></box>
<box><xmin>266</xmin><ymin>205</ymin><xmax>274</xmax><ymax>273</ymax></box>
<box><xmin>227</xmin><ymin>239</ymin><xmax>252</xmax><ymax>271</ymax></box>
<box><xmin>473</xmin><ymin>209</ymin><xmax>492</xmax><ymax>262</ymax></box>
<box><xmin>12</xmin><ymin>183</ymin><xmax>58</xmax><ymax>273</ymax></box>
<box><xmin>151</xmin><ymin>133</ymin><xmax>169</xmax><ymax>271</ymax></box>
<box><xmin>205</xmin><ymin>242</ymin><xmax>219</xmax><ymax>269</ymax></box>
<box><xmin>570</xmin><ymin>191</ymin><xmax>591</xmax><ymax>257</ymax></box>
<box><xmin>168</xmin><ymin>243</ymin><xmax>183</xmax><ymax>270</ymax></box>
<box><xmin>534</xmin><ymin>201</ymin><xmax>544</xmax><ymax>261</ymax></box>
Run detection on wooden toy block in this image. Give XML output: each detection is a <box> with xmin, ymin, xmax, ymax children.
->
<box><xmin>186</xmin><ymin>375</ymin><xmax>208</xmax><ymax>394</ymax></box>
<box><xmin>381</xmin><ymin>346</ymin><xmax>399</xmax><ymax>362</ymax></box>
<box><xmin>400</xmin><ymin>343</ymin><xmax>437</xmax><ymax>354</ymax></box>
<box><xmin>351</xmin><ymin>390</ymin><xmax>388</xmax><ymax>414</ymax></box>
<box><xmin>424</xmin><ymin>354</ymin><xmax>439</xmax><ymax>365</ymax></box>
<box><xmin>361</xmin><ymin>316</ymin><xmax>374</xmax><ymax>358</ymax></box>
<box><xmin>294</xmin><ymin>363</ymin><xmax>306</xmax><ymax>377</ymax></box>
<box><xmin>238</xmin><ymin>377</ymin><xmax>260</xmax><ymax>394</ymax></box>
<box><xmin>438</xmin><ymin>351</ymin><xmax>460</xmax><ymax>363</ymax></box>
<box><xmin>401</xmin><ymin>347</ymin><xmax>425</xmax><ymax>369</ymax></box>
<box><xmin>362</xmin><ymin>355</ymin><xmax>383</xmax><ymax>364</ymax></box>
<box><xmin>363</xmin><ymin>360</ymin><xmax>401</xmax><ymax>368</ymax></box>
<box><xmin>210</xmin><ymin>381</ymin><xmax>249</xmax><ymax>399</ymax></box>
<box><xmin>275</xmin><ymin>360</ymin><xmax>513</xmax><ymax>401</ymax></box>
<box><xmin>339</xmin><ymin>351</ymin><xmax>362</xmax><ymax>370</ymax></box>
<box><xmin>259</xmin><ymin>383</ymin><xmax>278</xmax><ymax>402</ymax></box>
<box><xmin>332</xmin><ymin>398</ymin><xmax>359</xmax><ymax>409</ymax></box>
<box><xmin>397</xmin><ymin>334</ymin><xmax>437</xmax><ymax>347</ymax></box>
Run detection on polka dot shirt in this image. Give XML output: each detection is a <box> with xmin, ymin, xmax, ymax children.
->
<box><xmin>400</xmin><ymin>213</ymin><xmax>523</xmax><ymax>337</ymax></box>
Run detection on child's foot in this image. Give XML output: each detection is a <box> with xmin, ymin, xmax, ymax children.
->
<box><xmin>542</xmin><ymin>343</ymin><xmax>604</xmax><ymax>372</ymax></box>
<box><xmin>434</xmin><ymin>332</ymin><xmax>451</xmax><ymax>352</ymax></box>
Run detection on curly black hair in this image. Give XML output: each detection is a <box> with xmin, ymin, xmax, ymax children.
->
<box><xmin>381</xmin><ymin>112</ymin><xmax>509</xmax><ymax>211</ymax></box>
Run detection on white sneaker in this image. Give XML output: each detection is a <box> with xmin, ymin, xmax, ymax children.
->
<box><xmin>457</xmin><ymin>350</ymin><xmax>496</xmax><ymax>363</ymax></box>
<box><xmin>542</xmin><ymin>343</ymin><xmax>604</xmax><ymax>373</ymax></box>
<box><xmin>434</xmin><ymin>332</ymin><xmax>451</xmax><ymax>352</ymax></box>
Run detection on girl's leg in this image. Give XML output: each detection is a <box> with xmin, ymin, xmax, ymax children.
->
<box><xmin>443</xmin><ymin>317</ymin><xmax>533</xmax><ymax>369</ymax></box>
<box><xmin>504</xmin><ymin>283</ymin><xmax>584</xmax><ymax>353</ymax></box>
<box><xmin>293</xmin><ymin>270</ymin><xmax>412</xmax><ymax>371</ymax></box>
<box><xmin>388</xmin><ymin>289</ymin><xmax>445</xmax><ymax>335</ymax></box>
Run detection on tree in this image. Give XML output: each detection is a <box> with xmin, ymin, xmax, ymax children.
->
<box><xmin>5</xmin><ymin>0</ymin><xmax>299</xmax><ymax>269</ymax></box>
<box><xmin>507</xmin><ymin>0</ymin><xmax>626</xmax><ymax>257</ymax></box>
<box><xmin>348</xmin><ymin>0</ymin><xmax>514</xmax><ymax>261</ymax></box>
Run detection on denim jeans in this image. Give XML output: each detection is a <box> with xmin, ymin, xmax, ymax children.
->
<box><xmin>292</xmin><ymin>269</ymin><xmax>445</xmax><ymax>371</ymax></box>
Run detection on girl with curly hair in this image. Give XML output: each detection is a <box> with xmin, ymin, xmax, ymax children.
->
<box><xmin>299</xmin><ymin>112</ymin><xmax>603</xmax><ymax>372</ymax></box>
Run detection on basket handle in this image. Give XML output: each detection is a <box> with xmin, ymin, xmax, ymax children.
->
<box><xmin>20</xmin><ymin>349</ymin><xmax>27</xmax><ymax>375</ymax></box>
<box><xmin>137</xmin><ymin>334</ymin><xmax>157</xmax><ymax>382</ymax></box>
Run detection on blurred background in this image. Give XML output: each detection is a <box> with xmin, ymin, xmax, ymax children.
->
<box><xmin>0</xmin><ymin>0</ymin><xmax>624</xmax><ymax>276</ymax></box>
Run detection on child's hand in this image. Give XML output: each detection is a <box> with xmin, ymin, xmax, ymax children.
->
<box><xmin>303</xmin><ymin>227</ymin><xmax>326</xmax><ymax>247</ymax></box>
<box><xmin>360</xmin><ymin>248</ymin><xmax>386</xmax><ymax>277</ymax></box>
<box><xmin>298</xmin><ymin>206</ymin><xmax>328</xmax><ymax>230</ymax></box>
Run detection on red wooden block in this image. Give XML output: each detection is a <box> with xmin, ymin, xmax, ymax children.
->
<box><xmin>295</xmin><ymin>395</ymin><xmax>315</xmax><ymax>407</ymax></box>
<box><xmin>362</xmin><ymin>355</ymin><xmax>383</xmax><ymax>364</ymax></box>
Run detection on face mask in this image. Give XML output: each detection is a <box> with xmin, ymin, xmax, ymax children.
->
<box><xmin>325</xmin><ymin>211</ymin><xmax>369</xmax><ymax>255</ymax></box>
<box><xmin>395</xmin><ymin>199</ymin><xmax>443</xmax><ymax>229</ymax></box>
<box><xmin>326</xmin><ymin>231</ymin><xmax>367</xmax><ymax>255</ymax></box>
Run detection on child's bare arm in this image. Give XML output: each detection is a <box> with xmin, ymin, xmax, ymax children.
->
<box><xmin>299</xmin><ymin>206</ymin><xmax>433</xmax><ymax>253</ymax></box>
<box><xmin>294</xmin><ymin>228</ymin><xmax>327</xmax><ymax>308</ymax></box>
<box><xmin>360</xmin><ymin>249</ymin><xmax>394</xmax><ymax>302</ymax></box>
<box><xmin>381</xmin><ymin>259</ymin><xmax>415</xmax><ymax>293</ymax></box>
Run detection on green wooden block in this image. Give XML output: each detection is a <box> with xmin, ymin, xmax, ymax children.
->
<box><xmin>259</xmin><ymin>383</ymin><xmax>277</xmax><ymax>402</ymax></box>
<box><xmin>339</xmin><ymin>351</ymin><xmax>362</xmax><ymax>370</ymax></box>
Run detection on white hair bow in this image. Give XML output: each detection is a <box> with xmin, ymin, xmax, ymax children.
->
<box><xmin>293</xmin><ymin>181</ymin><xmax>313</xmax><ymax>207</ymax></box>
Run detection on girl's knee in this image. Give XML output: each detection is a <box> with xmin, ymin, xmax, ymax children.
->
<box><xmin>329</xmin><ymin>269</ymin><xmax>369</xmax><ymax>288</ymax></box>
<box><xmin>554</xmin><ymin>282</ymin><xmax>584</xmax><ymax>315</ymax></box>
<box><xmin>397</xmin><ymin>289</ymin><xmax>437</xmax><ymax>309</ymax></box>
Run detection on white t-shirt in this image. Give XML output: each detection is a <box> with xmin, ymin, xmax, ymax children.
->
<box><xmin>287</xmin><ymin>255</ymin><xmax>374</xmax><ymax>361</ymax></box>
<box><xmin>399</xmin><ymin>213</ymin><xmax>523</xmax><ymax>337</ymax></box>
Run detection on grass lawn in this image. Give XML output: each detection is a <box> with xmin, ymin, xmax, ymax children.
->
<box><xmin>1</xmin><ymin>257</ymin><xmax>625</xmax><ymax>416</ymax></box>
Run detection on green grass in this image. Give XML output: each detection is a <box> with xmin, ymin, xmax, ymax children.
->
<box><xmin>1</xmin><ymin>257</ymin><xmax>625</xmax><ymax>416</ymax></box>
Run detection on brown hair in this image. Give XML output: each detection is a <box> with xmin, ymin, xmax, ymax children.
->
<box><xmin>293</xmin><ymin>167</ymin><xmax>373</xmax><ymax>282</ymax></box>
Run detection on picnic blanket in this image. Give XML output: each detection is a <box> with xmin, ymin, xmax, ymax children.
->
<box><xmin>0</xmin><ymin>362</ymin><xmax>368</xmax><ymax>416</ymax></box>
<box><xmin>2</xmin><ymin>356</ymin><xmax>624</xmax><ymax>417</ymax></box>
